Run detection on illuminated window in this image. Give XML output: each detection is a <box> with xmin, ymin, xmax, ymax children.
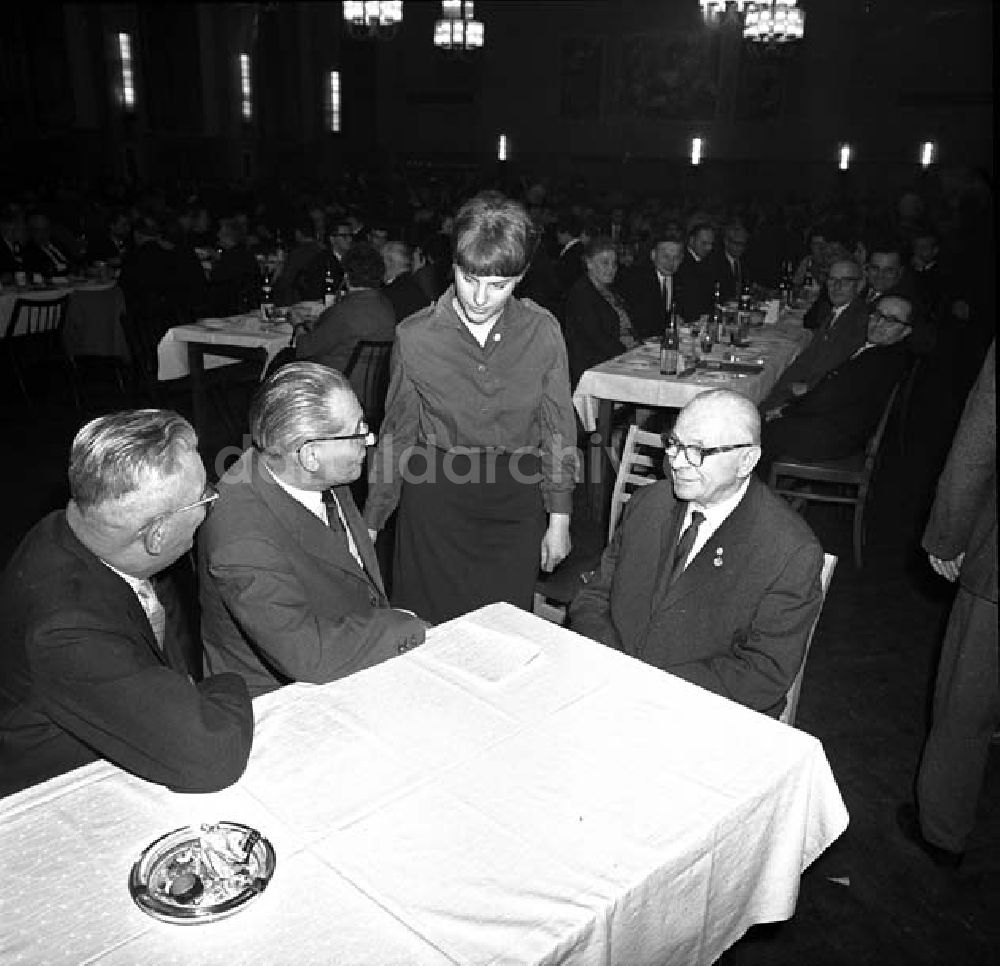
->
<box><xmin>838</xmin><ymin>143</ymin><xmax>851</xmax><ymax>171</ymax></box>
<box><xmin>240</xmin><ymin>53</ymin><xmax>252</xmax><ymax>121</ymax></box>
<box><xmin>920</xmin><ymin>141</ymin><xmax>936</xmax><ymax>167</ymax></box>
<box><xmin>497</xmin><ymin>133</ymin><xmax>508</xmax><ymax>161</ymax></box>
<box><xmin>326</xmin><ymin>71</ymin><xmax>342</xmax><ymax>133</ymax></box>
<box><xmin>118</xmin><ymin>32</ymin><xmax>135</xmax><ymax>110</ymax></box>
<box><xmin>690</xmin><ymin>137</ymin><xmax>703</xmax><ymax>166</ymax></box>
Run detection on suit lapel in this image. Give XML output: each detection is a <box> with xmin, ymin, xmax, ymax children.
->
<box><xmin>650</xmin><ymin>499</ymin><xmax>688</xmax><ymax>612</ymax></box>
<box><xmin>334</xmin><ymin>484</ymin><xmax>386</xmax><ymax>597</ymax></box>
<box><xmin>656</xmin><ymin>480</ymin><xmax>760</xmax><ymax>611</ymax></box>
<box><xmin>247</xmin><ymin>452</ymin><xmax>377</xmax><ymax>592</ymax></box>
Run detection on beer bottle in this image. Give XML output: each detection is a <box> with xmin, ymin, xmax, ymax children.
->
<box><xmin>660</xmin><ymin>305</ymin><xmax>681</xmax><ymax>375</ymax></box>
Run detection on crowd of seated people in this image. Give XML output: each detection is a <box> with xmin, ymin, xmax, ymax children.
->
<box><xmin>0</xmin><ymin>169</ymin><xmax>994</xmax><ymax>827</ymax></box>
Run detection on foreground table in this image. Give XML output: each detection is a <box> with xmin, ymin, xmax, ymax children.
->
<box><xmin>0</xmin><ymin>603</ymin><xmax>847</xmax><ymax>966</ymax></box>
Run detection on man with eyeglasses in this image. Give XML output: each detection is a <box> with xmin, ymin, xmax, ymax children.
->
<box><xmin>569</xmin><ymin>390</ymin><xmax>823</xmax><ymax>718</ymax></box>
<box><xmin>758</xmin><ymin>296</ymin><xmax>915</xmax><ymax>480</ymax></box>
<box><xmin>198</xmin><ymin>362</ymin><xmax>426</xmax><ymax>698</ymax></box>
<box><xmin>761</xmin><ymin>257</ymin><xmax>871</xmax><ymax>414</ymax></box>
<box><xmin>0</xmin><ymin>410</ymin><xmax>253</xmax><ymax>798</ymax></box>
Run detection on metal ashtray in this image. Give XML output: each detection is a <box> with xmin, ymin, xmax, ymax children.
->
<box><xmin>129</xmin><ymin>821</ymin><xmax>276</xmax><ymax>924</ymax></box>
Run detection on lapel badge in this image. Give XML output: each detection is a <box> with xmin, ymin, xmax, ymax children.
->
<box><xmin>713</xmin><ymin>546</ymin><xmax>724</xmax><ymax>568</ymax></box>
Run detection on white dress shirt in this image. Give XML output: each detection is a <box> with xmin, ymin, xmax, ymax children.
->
<box><xmin>265</xmin><ymin>465</ymin><xmax>364</xmax><ymax>568</ymax></box>
<box><xmin>676</xmin><ymin>476</ymin><xmax>752</xmax><ymax>571</ymax></box>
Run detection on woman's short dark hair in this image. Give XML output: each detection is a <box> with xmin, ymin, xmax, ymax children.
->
<box><xmin>452</xmin><ymin>191</ymin><xmax>536</xmax><ymax>277</ymax></box>
<box><xmin>342</xmin><ymin>242</ymin><xmax>386</xmax><ymax>288</ymax></box>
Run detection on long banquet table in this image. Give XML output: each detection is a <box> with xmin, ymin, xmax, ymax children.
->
<box><xmin>0</xmin><ymin>603</ymin><xmax>848</xmax><ymax>966</ymax></box>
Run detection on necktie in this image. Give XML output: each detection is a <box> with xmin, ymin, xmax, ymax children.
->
<box><xmin>669</xmin><ymin>510</ymin><xmax>705</xmax><ymax>586</ymax></box>
<box><xmin>662</xmin><ymin>275</ymin><xmax>671</xmax><ymax>313</ymax></box>
<box><xmin>135</xmin><ymin>579</ymin><xmax>166</xmax><ymax>649</ymax></box>
<box><xmin>323</xmin><ymin>489</ymin><xmax>364</xmax><ymax>568</ymax></box>
<box><xmin>322</xmin><ymin>489</ymin><xmax>346</xmax><ymax>536</ymax></box>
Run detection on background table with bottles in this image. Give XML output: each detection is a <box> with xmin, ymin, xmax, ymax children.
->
<box><xmin>156</xmin><ymin>302</ymin><xmax>323</xmax><ymax>443</ymax></box>
<box><xmin>573</xmin><ymin>314</ymin><xmax>811</xmax><ymax>523</ymax></box>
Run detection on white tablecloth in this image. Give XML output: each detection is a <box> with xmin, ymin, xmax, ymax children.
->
<box><xmin>157</xmin><ymin>314</ymin><xmax>293</xmax><ymax>381</ymax></box>
<box><xmin>0</xmin><ymin>603</ymin><xmax>848</xmax><ymax>966</ymax></box>
<box><xmin>574</xmin><ymin>322</ymin><xmax>812</xmax><ymax>432</ymax></box>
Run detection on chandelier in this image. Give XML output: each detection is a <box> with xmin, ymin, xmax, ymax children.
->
<box><xmin>343</xmin><ymin>1</ymin><xmax>403</xmax><ymax>41</ymax></box>
<box><xmin>743</xmin><ymin>2</ymin><xmax>805</xmax><ymax>43</ymax></box>
<box><xmin>434</xmin><ymin>0</ymin><xmax>484</xmax><ymax>51</ymax></box>
<box><xmin>699</xmin><ymin>1</ymin><xmax>805</xmax><ymax>44</ymax></box>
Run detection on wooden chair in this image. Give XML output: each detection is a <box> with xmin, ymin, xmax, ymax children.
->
<box><xmin>780</xmin><ymin>553</ymin><xmax>837</xmax><ymax>727</ymax></box>
<box><xmin>768</xmin><ymin>380</ymin><xmax>901</xmax><ymax>569</ymax></box>
<box><xmin>1</xmin><ymin>295</ymin><xmax>79</xmax><ymax>408</ymax></box>
<box><xmin>533</xmin><ymin>424</ymin><xmax>666</xmax><ymax>625</ymax></box>
<box><xmin>344</xmin><ymin>339</ymin><xmax>394</xmax><ymax>432</ymax></box>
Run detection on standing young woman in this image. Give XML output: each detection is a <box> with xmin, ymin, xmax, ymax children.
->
<box><xmin>364</xmin><ymin>191</ymin><xmax>577</xmax><ymax>625</ymax></box>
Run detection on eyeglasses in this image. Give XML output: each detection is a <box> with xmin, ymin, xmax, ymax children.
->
<box><xmin>827</xmin><ymin>275</ymin><xmax>861</xmax><ymax>287</ymax></box>
<box><xmin>662</xmin><ymin>436</ymin><xmax>756</xmax><ymax>467</ymax></box>
<box><xmin>298</xmin><ymin>429</ymin><xmax>376</xmax><ymax>450</ymax></box>
<box><xmin>137</xmin><ymin>483</ymin><xmax>219</xmax><ymax>538</ymax></box>
<box><xmin>869</xmin><ymin>309</ymin><xmax>908</xmax><ymax>326</ymax></box>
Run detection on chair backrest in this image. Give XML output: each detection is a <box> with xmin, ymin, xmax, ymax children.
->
<box><xmin>863</xmin><ymin>379</ymin><xmax>902</xmax><ymax>472</ymax></box>
<box><xmin>780</xmin><ymin>552</ymin><xmax>837</xmax><ymax>726</ymax></box>
<box><xmin>343</xmin><ymin>339</ymin><xmax>394</xmax><ymax>431</ymax></box>
<box><xmin>607</xmin><ymin>423</ymin><xmax>666</xmax><ymax>542</ymax></box>
<box><xmin>6</xmin><ymin>296</ymin><xmax>69</xmax><ymax>339</ymax></box>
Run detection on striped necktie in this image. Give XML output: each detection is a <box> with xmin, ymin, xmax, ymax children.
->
<box><xmin>135</xmin><ymin>579</ymin><xmax>166</xmax><ymax>649</ymax></box>
<box><xmin>669</xmin><ymin>510</ymin><xmax>705</xmax><ymax>586</ymax></box>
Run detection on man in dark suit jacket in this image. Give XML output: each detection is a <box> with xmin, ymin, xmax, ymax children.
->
<box><xmin>296</xmin><ymin>242</ymin><xmax>396</xmax><ymax>394</ymax></box>
<box><xmin>570</xmin><ymin>390</ymin><xmax>823</xmax><ymax>717</ymax></box>
<box><xmin>0</xmin><ymin>204</ymin><xmax>27</xmax><ymax>280</ymax></box>
<box><xmin>0</xmin><ymin>410</ymin><xmax>253</xmax><ymax>798</ymax></box>
<box><xmin>617</xmin><ymin>228</ymin><xmax>685</xmax><ymax>340</ymax></box>
<box><xmin>708</xmin><ymin>221</ymin><xmax>750</xmax><ymax>303</ymax></box>
<box><xmin>674</xmin><ymin>222</ymin><xmax>718</xmax><ymax>323</ymax></box>
<box><xmin>758</xmin><ymin>295</ymin><xmax>914</xmax><ymax>478</ymax></box>
<box><xmin>21</xmin><ymin>211</ymin><xmax>71</xmax><ymax>278</ymax></box>
<box><xmin>381</xmin><ymin>240</ymin><xmax>431</xmax><ymax>324</ymax></box>
<box><xmin>199</xmin><ymin>362</ymin><xmax>426</xmax><ymax>698</ymax></box>
<box><xmin>553</xmin><ymin>213</ymin><xmax>587</xmax><ymax>301</ymax></box>
<box><xmin>763</xmin><ymin>258</ymin><xmax>870</xmax><ymax>412</ymax></box>
<box><xmin>898</xmin><ymin>341</ymin><xmax>996</xmax><ymax>868</ymax></box>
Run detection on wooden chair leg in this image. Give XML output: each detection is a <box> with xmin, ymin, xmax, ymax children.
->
<box><xmin>853</xmin><ymin>502</ymin><xmax>865</xmax><ymax>569</ymax></box>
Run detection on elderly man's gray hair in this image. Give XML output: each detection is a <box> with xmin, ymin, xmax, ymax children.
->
<box><xmin>69</xmin><ymin>409</ymin><xmax>198</xmax><ymax>511</ymax></box>
<box><xmin>251</xmin><ymin>361</ymin><xmax>354</xmax><ymax>456</ymax></box>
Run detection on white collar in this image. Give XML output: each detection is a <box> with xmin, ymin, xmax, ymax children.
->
<box><xmin>687</xmin><ymin>475</ymin><xmax>751</xmax><ymax>530</ymax></box>
<box><xmin>100</xmin><ymin>560</ymin><xmax>154</xmax><ymax>600</ymax></box>
<box><xmin>264</xmin><ymin>462</ymin><xmax>326</xmax><ymax>523</ymax></box>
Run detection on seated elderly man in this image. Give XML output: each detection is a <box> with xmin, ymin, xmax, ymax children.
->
<box><xmin>199</xmin><ymin>362</ymin><xmax>426</xmax><ymax>698</ymax></box>
<box><xmin>758</xmin><ymin>295</ymin><xmax>914</xmax><ymax>480</ymax></box>
<box><xmin>0</xmin><ymin>411</ymin><xmax>253</xmax><ymax>798</ymax></box>
<box><xmin>762</xmin><ymin>258</ymin><xmax>870</xmax><ymax>414</ymax></box>
<box><xmin>569</xmin><ymin>390</ymin><xmax>823</xmax><ymax>717</ymax></box>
